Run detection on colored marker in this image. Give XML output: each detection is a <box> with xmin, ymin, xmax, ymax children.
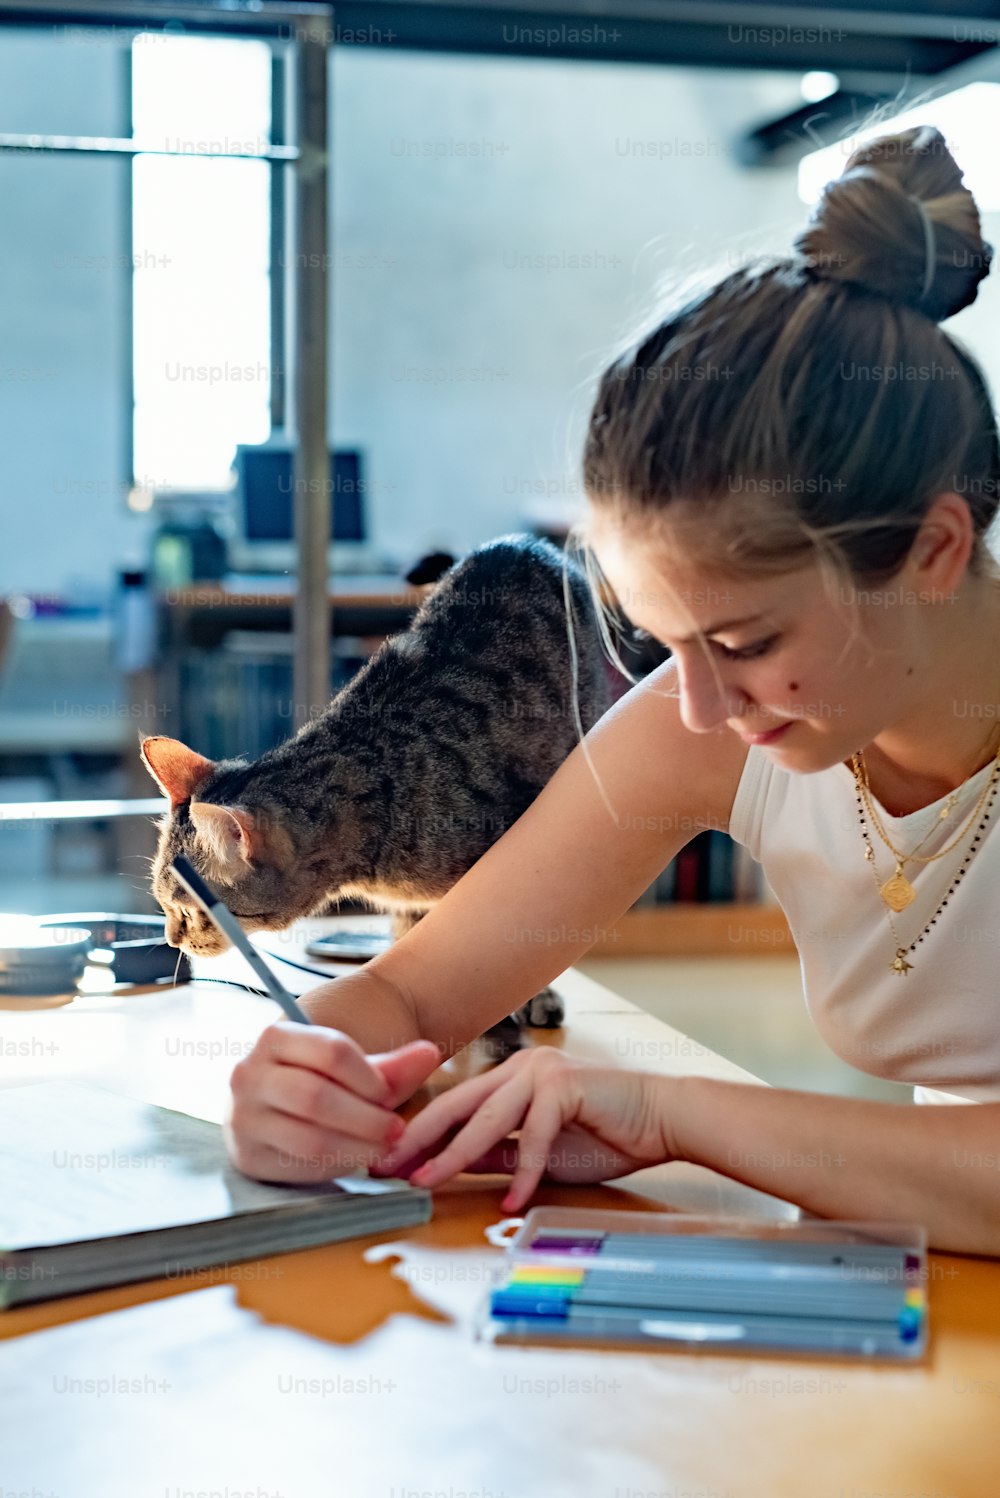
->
<box><xmin>487</xmin><ymin>1302</ymin><xmax>919</xmax><ymax>1355</ymax></box>
<box><xmin>491</xmin><ymin>1278</ymin><xmax>922</xmax><ymax>1327</ymax></box>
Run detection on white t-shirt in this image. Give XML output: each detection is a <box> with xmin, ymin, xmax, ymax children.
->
<box><xmin>728</xmin><ymin>745</ymin><xmax>1000</xmax><ymax>1103</ymax></box>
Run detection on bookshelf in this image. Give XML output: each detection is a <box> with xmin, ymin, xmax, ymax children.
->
<box><xmin>150</xmin><ymin>575</ymin><xmax>423</xmax><ymax>760</ymax></box>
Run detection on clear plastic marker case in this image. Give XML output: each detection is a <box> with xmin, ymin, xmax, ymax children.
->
<box><xmin>477</xmin><ymin>1207</ymin><xmax>929</xmax><ymax>1362</ymax></box>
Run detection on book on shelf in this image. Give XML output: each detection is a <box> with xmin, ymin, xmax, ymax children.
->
<box><xmin>634</xmin><ymin>831</ymin><xmax>771</xmax><ymax>910</ymax></box>
<box><xmin>177</xmin><ymin>632</ymin><xmax>377</xmax><ymax>761</ymax></box>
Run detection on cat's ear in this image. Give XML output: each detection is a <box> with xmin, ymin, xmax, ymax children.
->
<box><xmin>188</xmin><ymin>803</ymin><xmax>256</xmax><ymax>875</ymax></box>
<box><xmin>141</xmin><ymin>737</ymin><xmax>215</xmax><ymax>809</ymax></box>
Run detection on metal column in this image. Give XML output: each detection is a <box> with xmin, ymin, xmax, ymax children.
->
<box><xmin>291</xmin><ymin>15</ymin><xmax>331</xmax><ymax>730</ymax></box>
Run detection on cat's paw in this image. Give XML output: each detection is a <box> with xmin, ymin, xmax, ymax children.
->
<box><xmin>517</xmin><ymin>987</ymin><xmax>565</xmax><ymax>1029</ymax></box>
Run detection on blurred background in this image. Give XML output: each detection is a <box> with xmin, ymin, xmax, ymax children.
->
<box><xmin>2</xmin><ymin>0</ymin><xmax>998</xmax><ymax>1096</ymax></box>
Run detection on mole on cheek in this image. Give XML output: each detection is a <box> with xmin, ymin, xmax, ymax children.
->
<box><xmin>787</xmin><ymin>681</ymin><xmax>799</xmax><ymax>692</ymax></box>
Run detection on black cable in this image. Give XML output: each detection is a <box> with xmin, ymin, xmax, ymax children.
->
<box><xmin>251</xmin><ymin>951</ymin><xmax>344</xmax><ymax>980</ymax></box>
<box><xmin>191</xmin><ymin>975</ymin><xmax>278</xmax><ymax>1000</ymax></box>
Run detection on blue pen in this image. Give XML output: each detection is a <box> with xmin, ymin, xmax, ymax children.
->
<box><xmin>171</xmin><ymin>855</ymin><xmax>312</xmax><ymax>1025</ymax></box>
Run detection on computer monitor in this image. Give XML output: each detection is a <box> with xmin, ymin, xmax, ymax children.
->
<box><xmin>230</xmin><ymin>441</ymin><xmax>387</xmax><ymax>573</ymax></box>
<box><xmin>238</xmin><ymin>443</ymin><xmax>364</xmax><ymax>542</ymax></box>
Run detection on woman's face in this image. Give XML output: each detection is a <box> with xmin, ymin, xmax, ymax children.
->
<box><xmin>587</xmin><ymin>515</ymin><xmax>925</xmax><ymax>774</ymax></box>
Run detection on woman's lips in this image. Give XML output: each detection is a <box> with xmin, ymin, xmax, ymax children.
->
<box><xmin>736</xmin><ymin>720</ymin><xmax>793</xmax><ymax>747</ymax></box>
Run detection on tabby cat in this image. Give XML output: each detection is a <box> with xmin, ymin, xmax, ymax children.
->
<box><xmin>142</xmin><ymin>534</ymin><xmax>611</xmax><ymax>1048</ymax></box>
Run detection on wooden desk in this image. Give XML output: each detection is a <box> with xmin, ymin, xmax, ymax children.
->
<box><xmin>2</xmin><ymin>950</ymin><xmax>999</xmax><ymax>1497</ymax></box>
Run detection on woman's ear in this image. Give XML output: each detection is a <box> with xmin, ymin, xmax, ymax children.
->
<box><xmin>140</xmin><ymin>736</ymin><xmax>215</xmax><ymax>808</ymax></box>
<box><xmin>907</xmin><ymin>491</ymin><xmax>975</xmax><ymax>598</ymax></box>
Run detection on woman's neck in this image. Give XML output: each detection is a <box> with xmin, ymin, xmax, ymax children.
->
<box><xmin>858</xmin><ymin>573</ymin><xmax>1000</xmax><ymax>817</ymax></box>
<box><xmin>858</xmin><ymin>733</ymin><xmax>999</xmax><ymax>818</ymax></box>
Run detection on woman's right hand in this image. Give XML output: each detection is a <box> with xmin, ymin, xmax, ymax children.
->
<box><xmin>224</xmin><ymin>1021</ymin><xmax>443</xmax><ymax>1183</ymax></box>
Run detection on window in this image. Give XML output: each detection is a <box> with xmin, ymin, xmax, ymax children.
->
<box><xmin>131</xmin><ymin>34</ymin><xmax>273</xmax><ymax>492</ymax></box>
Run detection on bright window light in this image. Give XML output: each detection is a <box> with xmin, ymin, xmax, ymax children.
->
<box><xmin>798</xmin><ymin>82</ymin><xmax>1000</xmax><ymax>212</ymax></box>
<box><xmin>801</xmin><ymin>71</ymin><xmax>839</xmax><ymax>104</ymax></box>
<box><xmin>131</xmin><ymin>35</ymin><xmax>273</xmax><ymax>492</ymax></box>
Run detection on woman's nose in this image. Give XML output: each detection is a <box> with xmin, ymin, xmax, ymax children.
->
<box><xmin>677</xmin><ymin>657</ymin><xmax>741</xmax><ymax>734</ymax></box>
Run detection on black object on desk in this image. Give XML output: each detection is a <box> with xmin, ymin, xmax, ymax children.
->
<box><xmin>39</xmin><ymin>914</ymin><xmax>191</xmax><ymax>986</ymax></box>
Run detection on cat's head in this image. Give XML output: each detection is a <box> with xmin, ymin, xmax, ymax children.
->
<box><xmin>141</xmin><ymin>736</ymin><xmax>325</xmax><ymax>957</ymax></box>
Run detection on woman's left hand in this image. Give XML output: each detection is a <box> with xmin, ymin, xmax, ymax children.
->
<box><xmin>373</xmin><ymin>1047</ymin><xmax>678</xmax><ymax>1212</ymax></box>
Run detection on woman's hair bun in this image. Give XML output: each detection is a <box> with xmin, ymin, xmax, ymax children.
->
<box><xmin>793</xmin><ymin>124</ymin><xmax>993</xmax><ymax>322</ymax></box>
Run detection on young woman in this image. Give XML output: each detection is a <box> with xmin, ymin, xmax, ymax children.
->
<box><xmin>224</xmin><ymin>125</ymin><xmax>1000</xmax><ymax>1255</ymax></box>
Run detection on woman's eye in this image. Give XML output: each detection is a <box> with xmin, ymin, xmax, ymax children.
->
<box><xmin>715</xmin><ymin>635</ymin><xmax>779</xmax><ymax>662</ymax></box>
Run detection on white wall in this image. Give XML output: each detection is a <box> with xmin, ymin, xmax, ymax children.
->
<box><xmin>2</xmin><ymin>35</ymin><xmax>999</xmax><ymax>591</ymax></box>
<box><xmin>329</xmin><ymin>51</ymin><xmax>811</xmax><ymax>559</ymax></box>
<box><xmin>0</xmin><ymin>28</ymin><xmax>140</xmax><ymax>598</ymax></box>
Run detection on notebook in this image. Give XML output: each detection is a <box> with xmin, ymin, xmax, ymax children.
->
<box><xmin>0</xmin><ymin>1080</ymin><xmax>431</xmax><ymax>1308</ymax></box>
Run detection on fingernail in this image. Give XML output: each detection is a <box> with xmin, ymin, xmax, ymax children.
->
<box><xmin>387</xmin><ymin>1118</ymin><xmax>405</xmax><ymax>1144</ymax></box>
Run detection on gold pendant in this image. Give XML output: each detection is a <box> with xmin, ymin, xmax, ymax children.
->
<box><xmin>880</xmin><ymin>864</ymin><xmax>916</xmax><ymax>913</ymax></box>
<box><xmin>890</xmin><ymin>948</ymin><xmax>914</xmax><ymax>976</ymax></box>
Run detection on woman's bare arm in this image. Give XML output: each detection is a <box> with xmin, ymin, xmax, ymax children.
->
<box><xmin>227</xmin><ymin>662</ymin><xmax>747</xmax><ymax>1182</ymax></box>
<box><xmin>300</xmin><ymin>660</ymin><xmax>748</xmax><ymax>1055</ymax></box>
<box><xmin>384</xmin><ymin>1048</ymin><xmax>1000</xmax><ymax>1255</ymax></box>
<box><xmin>670</xmin><ymin>1078</ymin><xmax>1000</xmax><ymax>1255</ymax></box>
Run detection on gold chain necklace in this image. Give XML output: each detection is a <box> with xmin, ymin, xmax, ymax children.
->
<box><xmin>851</xmin><ymin>754</ymin><xmax>1000</xmax><ymax>974</ymax></box>
<box><xmin>851</xmin><ymin>732</ymin><xmax>1000</xmax><ymax>912</ymax></box>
